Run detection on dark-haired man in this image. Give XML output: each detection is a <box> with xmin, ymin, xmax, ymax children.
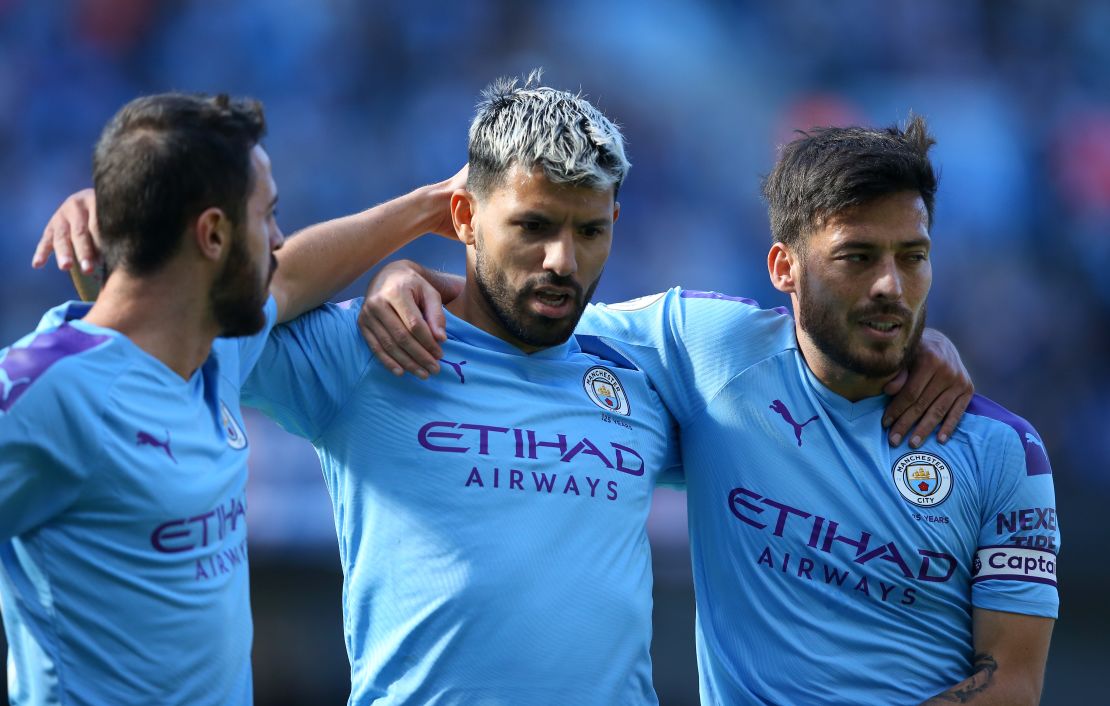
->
<box><xmin>580</xmin><ymin>116</ymin><xmax>1058</xmax><ymax>704</ymax></box>
<box><xmin>0</xmin><ymin>93</ymin><xmax>459</xmax><ymax>705</ymax></box>
<box><xmin>364</xmin><ymin>116</ymin><xmax>1057</xmax><ymax>704</ymax></box>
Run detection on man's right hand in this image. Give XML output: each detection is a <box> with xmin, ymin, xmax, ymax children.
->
<box><xmin>358</xmin><ymin>260</ymin><xmax>463</xmax><ymax>380</ymax></box>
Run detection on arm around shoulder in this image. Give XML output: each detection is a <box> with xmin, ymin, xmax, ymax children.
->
<box><xmin>270</xmin><ymin>167</ymin><xmax>466</xmax><ymax>322</ymax></box>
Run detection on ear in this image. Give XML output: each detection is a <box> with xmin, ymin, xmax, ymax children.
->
<box><xmin>451</xmin><ymin>190</ymin><xmax>477</xmax><ymax>245</ymax></box>
<box><xmin>768</xmin><ymin>242</ymin><xmax>799</xmax><ymax>294</ymax></box>
<box><xmin>613</xmin><ymin>201</ymin><xmax>620</xmax><ymax>224</ymax></box>
<box><xmin>193</xmin><ymin>207</ymin><xmax>232</xmax><ymax>263</ymax></box>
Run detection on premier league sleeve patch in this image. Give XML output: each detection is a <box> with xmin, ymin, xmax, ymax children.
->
<box><xmin>972</xmin><ymin>545</ymin><xmax>1057</xmax><ymax>587</ymax></box>
<box><xmin>892</xmin><ymin>451</ymin><xmax>953</xmax><ymax>507</ymax></box>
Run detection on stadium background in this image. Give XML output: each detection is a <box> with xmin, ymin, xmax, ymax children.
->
<box><xmin>1</xmin><ymin>1</ymin><xmax>1107</xmax><ymax>703</ymax></box>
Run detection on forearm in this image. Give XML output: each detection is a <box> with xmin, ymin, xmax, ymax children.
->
<box><xmin>271</xmin><ymin>181</ymin><xmax>451</xmax><ymax>322</ymax></box>
<box><xmin>920</xmin><ymin>653</ymin><xmax>1038</xmax><ymax>705</ymax></box>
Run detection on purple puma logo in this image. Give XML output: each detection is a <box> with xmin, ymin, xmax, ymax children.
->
<box><xmin>137</xmin><ymin>429</ymin><xmax>176</xmax><ymax>463</ymax></box>
<box><xmin>0</xmin><ymin>367</ymin><xmax>31</xmax><ymax>402</ymax></box>
<box><xmin>441</xmin><ymin>358</ymin><xmax>467</xmax><ymax>383</ymax></box>
<box><xmin>770</xmin><ymin>399</ymin><xmax>819</xmax><ymax>447</ymax></box>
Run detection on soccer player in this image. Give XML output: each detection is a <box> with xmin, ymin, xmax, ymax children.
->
<box><xmin>365</xmin><ymin>117</ymin><xmax>1057</xmax><ymax>704</ymax></box>
<box><xmin>1</xmin><ymin>92</ymin><xmax>460</xmax><ymax>705</ymax></box>
<box><xmin>237</xmin><ymin>74</ymin><xmax>683</xmax><ymax>704</ymax></box>
<box><xmin>35</xmin><ymin>81</ymin><xmax>975</xmax><ymax>704</ymax></box>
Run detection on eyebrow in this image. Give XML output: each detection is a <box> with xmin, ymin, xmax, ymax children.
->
<box><xmin>834</xmin><ymin>238</ymin><xmax>930</xmax><ymax>250</ymax></box>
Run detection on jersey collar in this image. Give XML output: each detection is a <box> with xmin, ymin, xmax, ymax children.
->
<box><xmin>443</xmin><ymin>308</ymin><xmax>581</xmax><ymax>361</ymax></box>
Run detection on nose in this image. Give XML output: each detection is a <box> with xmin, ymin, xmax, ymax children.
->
<box><xmin>871</xmin><ymin>256</ymin><xmax>903</xmax><ymax>300</ymax></box>
<box><xmin>542</xmin><ymin>231</ymin><xmax>577</xmax><ymax>277</ymax></box>
<box><xmin>270</xmin><ymin>225</ymin><xmax>285</xmax><ymax>252</ymax></box>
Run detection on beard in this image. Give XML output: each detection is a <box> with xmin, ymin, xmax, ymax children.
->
<box><xmin>797</xmin><ymin>272</ymin><xmax>926</xmax><ymax>380</ymax></box>
<box><xmin>211</xmin><ymin>226</ymin><xmax>275</xmax><ymax>337</ymax></box>
<box><xmin>473</xmin><ymin>233</ymin><xmax>600</xmax><ymax>349</ymax></box>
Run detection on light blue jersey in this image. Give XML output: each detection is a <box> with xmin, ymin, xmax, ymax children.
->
<box><xmin>242</xmin><ymin>299</ymin><xmax>680</xmax><ymax>705</ymax></box>
<box><xmin>579</xmin><ymin>288</ymin><xmax>1059</xmax><ymax>705</ymax></box>
<box><xmin>0</xmin><ymin>299</ymin><xmax>276</xmax><ymax>706</ymax></box>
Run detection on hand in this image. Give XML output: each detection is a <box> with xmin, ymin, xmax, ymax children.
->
<box><xmin>358</xmin><ymin>260</ymin><xmax>447</xmax><ymax>379</ymax></box>
<box><xmin>424</xmin><ymin>164</ymin><xmax>468</xmax><ymax>240</ymax></box>
<box><xmin>882</xmin><ymin>328</ymin><xmax>974</xmax><ymax>448</ymax></box>
<box><xmin>32</xmin><ymin>188</ymin><xmax>100</xmax><ymax>274</ymax></box>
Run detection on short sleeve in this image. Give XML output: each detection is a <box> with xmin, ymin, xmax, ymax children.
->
<box><xmin>968</xmin><ymin>399</ymin><xmax>1060</xmax><ymax>619</ymax></box>
<box><xmin>0</xmin><ymin>378</ymin><xmax>96</xmax><ymax>539</ymax></box>
<box><xmin>230</xmin><ymin>296</ymin><xmax>280</xmax><ymax>384</ymax></box>
<box><xmin>241</xmin><ymin>299</ymin><xmax>371</xmax><ymax>441</ymax></box>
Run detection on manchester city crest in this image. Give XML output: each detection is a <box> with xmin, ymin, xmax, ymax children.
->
<box><xmin>220</xmin><ymin>400</ymin><xmax>248</xmax><ymax>450</ymax></box>
<box><xmin>583</xmin><ymin>366</ymin><xmax>631</xmax><ymax>416</ymax></box>
<box><xmin>891</xmin><ymin>451</ymin><xmax>953</xmax><ymax>507</ymax></box>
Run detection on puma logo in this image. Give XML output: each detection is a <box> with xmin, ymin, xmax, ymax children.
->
<box><xmin>770</xmin><ymin>399</ymin><xmax>819</xmax><ymax>447</ymax></box>
<box><xmin>441</xmin><ymin>358</ymin><xmax>467</xmax><ymax>384</ymax></box>
<box><xmin>0</xmin><ymin>367</ymin><xmax>31</xmax><ymax>402</ymax></box>
<box><xmin>137</xmin><ymin>430</ymin><xmax>176</xmax><ymax>463</ymax></box>
<box><xmin>1024</xmin><ymin>432</ymin><xmax>1046</xmax><ymax>455</ymax></box>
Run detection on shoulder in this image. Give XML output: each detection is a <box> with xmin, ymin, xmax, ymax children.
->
<box><xmin>1</xmin><ymin>323</ymin><xmax>123</xmax><ymax>417</ymax></box>
<box><xmin>958</xmin><ymin>394</ymin><xmax>1052</xmax><ymax>477</ymax></box>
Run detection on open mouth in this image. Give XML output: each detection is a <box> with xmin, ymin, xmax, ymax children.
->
<box><xmin>859</xmin><ymin>319</ymin><xmax>903</xmax><ymax>338</ymax></box>
<box><xmin>530</xmin><ymin>287</ymin><xmax>576</xmax><ymax>317</ymax></box>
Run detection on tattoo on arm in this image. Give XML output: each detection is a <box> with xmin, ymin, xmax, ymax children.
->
<box><xmin>925</xmin><ymin>653</ymin><xmax>999</xmax><ymax>703</ymax></box>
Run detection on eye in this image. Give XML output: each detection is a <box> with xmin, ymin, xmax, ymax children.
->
<box><xmin>904</xmin><ymin>251</ymin><xmax>928</xmax><ymax>263</ymax></box>
<box><xmin>581</xmin><ymin>226</ymin><xmax>604</xmax><ymax>239</ymax></box>
<box><xmin>518</xmin><ymin>220</ymin><xmax>542</xmax><ymax>233</ymax></box>
<box><xmin>838</xmin><ymin>253</ymin><xmax>868</xmax><ymax>263</ymax></box>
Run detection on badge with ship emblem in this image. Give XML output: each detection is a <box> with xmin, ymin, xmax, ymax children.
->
<box><xmin>583</xmin><ymin>366</ymin><xmax>631</xmax><ymax>416</ymax></box>
<box><xmin>892</xmin><ymin>451</ymin><xmax>953</xmax><ymax>507</ymax></box>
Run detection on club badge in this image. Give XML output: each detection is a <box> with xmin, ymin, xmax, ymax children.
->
<box><xmin>892</xmin><ymin>451</ymin><xmax>953</xmax><ymax>507</ymax></box>
<box><xmin>583</xmin><ymin>366</ymin><xmax>631</xmax><ymax>416</ymax></box>
<box><xmin>220</xmin><ymin>400</ymin><xmax>248</xmax><ymax>450</ymax></box>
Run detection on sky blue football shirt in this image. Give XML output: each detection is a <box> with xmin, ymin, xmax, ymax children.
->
<box><xmin>0</xmin><ymin>298</ymin><xmax>275</xmax><ymax>706</ymax></box>
<box><xmin>242</xmin><ymin>299</ymin><xmax>680</xmax><ymax>705</ymax></box>
<box><xmin>578</xmin><ymin>288</ymin><xmax>1059</xmax><ymax>705</ymax></box>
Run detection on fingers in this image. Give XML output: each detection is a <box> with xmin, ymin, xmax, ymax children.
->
<box><xmin>357</xmin><ymin>295</ymin><xmax>441</xmax><ymax>379</ymax></box>
<box><xmin>358</xmin><ymin>305</ymin><xmax>424</xmax><ymax>378</ymax></box>
<box><xmin>418</xmin><ymin>283</ymin><xmax>447</xmax><ymax>343</ymax></box>
<box><xmin>51</xmin><ymin>220</ymin><xmax>77</xmax><ymax>271</ymax></box>
<box><xmin>901</xmin><ymin>384</ymin><xmax>963</xmax><ymax>448</ymax></box>
<box><xmin>886</xmin><ymin>370</ymin><xmax>945</xmax><ymax>447</ymax></box>
<box><xmin>883</xmin><ymin>366</ymin><xmax>935</xmax><ymax>436</ymax></box>
<box><xmin>937</xmin><ymin>390</ymin><xmax>973</xmax><ymax>444</ymax></box>
<box><xmin>33</xmin><ymin>189</ymin><xmax>100</xmax><ymax>272</ymax></box>
<box><xmin>390</xmin><ymin>290</ymin><xmax>443</xmax><ymax>375</ymax></box>
<box><xmin>71</xmin><ymin>225</ymin><xmax>99</xmax><ymax>274</ymax></box>
<box><xmin>31</xmin><ymin>226</ymin><xmax>56</xmax><ymax>268</ymax></box>
<box><xmin>886</xmin><ymin>367</ymin><xmax>975</xmax><ymax>448</ymax></box>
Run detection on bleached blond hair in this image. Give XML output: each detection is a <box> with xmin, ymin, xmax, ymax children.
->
<box><xmin>467</xmin><ymin>69</ymin><xmax>630</xmax><ymax>197</ymax></box>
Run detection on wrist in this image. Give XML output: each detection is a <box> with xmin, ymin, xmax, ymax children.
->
<box><xmin>412</xmin><ymin>180</ymin><xmax>452</xmax><ymax>235</ymax></box>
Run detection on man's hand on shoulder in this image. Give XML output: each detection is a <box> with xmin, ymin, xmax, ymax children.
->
<box><xmin>883</xmin><ymin>328</ymin><xmax>974</xmax><ymax>448</ymax></box>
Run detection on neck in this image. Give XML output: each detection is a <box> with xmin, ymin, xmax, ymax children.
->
<box><xmin>83</xmin><ymin>265</ymin><xmax>219</xmax><ymax>380</ymax></box>
<box><xmin>793</xmin><ymin>323</ymin><xmax>897</xmax><ymax>402</ymax></box>
<box><xmin>447</xmin><ymin>280</ymin><xmax>545</xmax><ymax>354</ymax></box>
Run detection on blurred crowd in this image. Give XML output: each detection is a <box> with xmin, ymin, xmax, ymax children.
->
<box><xmin>1</xmin><ymin>1</ymin><xmax>1106</xmax><ymax>702</ymax></box>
